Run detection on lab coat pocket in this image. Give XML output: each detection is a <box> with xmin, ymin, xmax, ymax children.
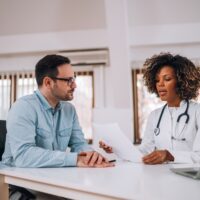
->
<box><xmin>176</xmin><ymin>121</ymin><xmax>187</xmax><ymax>139</ymax></box>
<box><xmin>36</xmin><ymin>128</ymin><xmax>52</xmax><ymax>149</ymax></box>
<box><xmin>57</xmin><ymin>127</ymin><xmax>72</xmax><ymax>151</ymax></box>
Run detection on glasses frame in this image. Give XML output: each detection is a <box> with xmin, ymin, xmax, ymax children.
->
<box><xmin>50</xmin><ymin>76</ymin><xmax>76</xmax><ymax>86</ymax></box>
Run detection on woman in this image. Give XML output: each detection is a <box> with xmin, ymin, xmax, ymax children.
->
<box><xmin>100</xmin><ymin>53</ymin><xmax>200</xmax><ymax>164</ymax></box>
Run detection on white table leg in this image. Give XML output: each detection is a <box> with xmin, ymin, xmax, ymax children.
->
<box><xmin>0</xmin><ymin>174</ymin><xmax>9</xmax><ymax>200</ymax></box>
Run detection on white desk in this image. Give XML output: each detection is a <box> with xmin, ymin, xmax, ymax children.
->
<box><xmin>0</xmin><ymin>162</ymin><xmax>200</xmax><ymax>200</ymax></box>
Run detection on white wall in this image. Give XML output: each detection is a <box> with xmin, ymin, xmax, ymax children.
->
<box><xmin>1</xmin><ymin>0</ymin><xmax>200</xmax><ymax>141</ymax></box>
<box><xmin>128</xmin><ymin>0</ymin><xmax>200</xmax><ymax>26</ymax></box>
<box><xmin>0</xmin><ymin>0</ymin><xmax>106</xmax><ymax>35</ymax></box>
<box><xmin>128</xmin><ymin>0</ymin><xmax>200</xmax><ymax>62</ymax></box>
<box><xmin>0</xmin><ymin>0</ymin><xmax>107</xmax><ymax>54</ymax></box>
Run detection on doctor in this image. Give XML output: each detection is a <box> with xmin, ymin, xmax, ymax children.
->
<box><xmin>100</xmin><ymin>53</ymin><xmax>200</xmax><ymax>164</ymax></box>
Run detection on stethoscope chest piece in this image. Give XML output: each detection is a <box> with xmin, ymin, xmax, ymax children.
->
<box><xmin>154</xmin><ymin>128</ymin><xmax>160</xmax><ymax>136</ymax></box>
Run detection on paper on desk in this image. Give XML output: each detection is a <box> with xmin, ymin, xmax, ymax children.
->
<box><xmin>93</xmin><ymin>123</ymin><xmax>142</xmax><ymax>163</ymax></box>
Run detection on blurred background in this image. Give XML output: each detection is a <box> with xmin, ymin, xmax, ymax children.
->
<box><xmin>0</xmin><ymin>0</ymin><xmax>200</xmax><ymax>144</ymax></box>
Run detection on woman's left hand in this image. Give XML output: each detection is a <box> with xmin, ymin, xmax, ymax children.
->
<box><xmin>99</xmin><ymin>141</ymin><xmax>113</xmax><ymax>153</ymax></box>
<box><xmin>142</xmin><ymin>150</ymin><xmax>174</xmax><ymax>164</ymax></box>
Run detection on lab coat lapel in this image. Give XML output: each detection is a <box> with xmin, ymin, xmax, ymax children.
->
<box><xmin>155</xmin><ymin>107</ymin><xmax>172</xmax><ymax>149</ymax></box>
<box><xmin>174</xmin><ymin>101</ymin><xmax>188</xmax><ymax>138</ymax></box>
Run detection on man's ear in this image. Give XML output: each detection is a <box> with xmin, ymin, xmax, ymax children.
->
<box><xmin>43</xmin><ymin>77</ymin><xmax>52</xmax><ymax>88</ymax></box>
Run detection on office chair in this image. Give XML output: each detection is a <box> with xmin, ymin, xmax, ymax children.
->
<box><xmin>0</xmin><ymin>120</ymin><xmax>6</xmax><ymax>161</ymax></box>
<box><xmin>0</xmin><ymin>120</ymin><xmax>36</xmax><ymax>200</ymax></box>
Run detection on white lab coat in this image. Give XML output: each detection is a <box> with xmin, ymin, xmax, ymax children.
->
<box><xmin>139</xmin><ymin>100</ymin><xmax>200</xmax><ymax>163</ymax></box>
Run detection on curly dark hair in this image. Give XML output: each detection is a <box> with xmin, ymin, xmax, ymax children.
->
<box><xmin>143</xmin><ymin>53</ymin><xmax>200</xmax><ymax>100</ymax></box>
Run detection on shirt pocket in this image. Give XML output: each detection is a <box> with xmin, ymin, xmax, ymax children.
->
<box><xmin>36</xmin><ymin>128</ymin><xmax>53</xmax><ymax>149</ymax></box>
<box><xmin>57</xmin><ymin>127</ymin><xmax>72</xmax><ymax>151</ymax></box>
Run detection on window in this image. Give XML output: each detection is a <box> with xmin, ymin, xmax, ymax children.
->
<box><xmin>0</xmin><ymin>70</ymin><xmax>94</xmax><ymax>140</ymax></box>
<box><xmin>0</xmin><ymin>72</ymin><xmax>38</xmax><ymax>120</ymax></box>
<box><xmin>132</xmin><ymin>69</ymin><xmax>200</xmax><ymax>144</ymax></box>
<box><xmin>17</xmin><ymin>73</ymin><xmax>37</xmax><ymax>99</ymax></box>
<box><xmin>71</xmin><ymin>71</ymin><xmax>94</xmax><ymax>140</ymax></box>
<box><xmin>0</xmin><ymin>74</ymin><xmax>11</xmax><ymax>119</ymax></box>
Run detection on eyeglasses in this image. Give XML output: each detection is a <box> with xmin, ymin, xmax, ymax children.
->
<box><xmin>50</xmin><ymin>76</ymin><xmax>76</xmax><ymax>86</ymax></box>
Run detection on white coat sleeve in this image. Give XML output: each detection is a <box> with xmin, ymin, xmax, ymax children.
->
<box><xmin>138</xmin><ymin>111</ymin><xmax>156</xmax><ymax>155</ymax></box>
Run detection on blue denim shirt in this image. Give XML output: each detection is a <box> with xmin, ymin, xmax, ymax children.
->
<box><xmin>2</xmin><ymin>90</ymin><xmax>92</xmax><ymax>167</ymax></box>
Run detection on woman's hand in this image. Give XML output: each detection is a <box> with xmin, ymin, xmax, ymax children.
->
<box><xmin>142</xmin><ymin>150</ymin><xmax>174</xmax><ymax>164</ymax></box>
<box><xmin>99</xmin><ymin>141</ymin><xmax>113</xmax><ymax>153</ymax></box>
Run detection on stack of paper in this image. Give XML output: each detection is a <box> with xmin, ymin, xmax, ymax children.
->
<box><xmin>93</xmin><ymin>123</ymin><xmax>142</xmax><ymax>163</ymax></box>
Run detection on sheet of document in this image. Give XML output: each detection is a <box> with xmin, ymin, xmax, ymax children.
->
<box><xmin>93</xmin><ymin>123</ymin><xmax>142</xmax><ymax>163</ymax></box>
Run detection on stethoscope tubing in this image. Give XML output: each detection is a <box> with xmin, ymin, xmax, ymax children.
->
<box><xmin>154</xmin><ymin>100</ymin><xmax>189</xmax><ymax>137</ymax></box>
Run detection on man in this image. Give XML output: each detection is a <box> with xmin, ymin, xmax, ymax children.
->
<box><xmin>2</xmin><ymin>55</ymin><xmax>113</xmax><ymax>199</ymax></box>
<box><xmin>3</xmin><ymin>54</ymin><xmax>113</xmax><ymax>168</ymax></box>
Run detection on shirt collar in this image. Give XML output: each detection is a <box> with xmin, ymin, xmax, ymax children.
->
<box><xmin>167</xmin><ymin>99</ymin><xmax>188</xmax><ymax>109</ymax></box>
<box><xmin>180</xmin><ymin>100</ymin><xmax>188</xmax><ymax>107</ymax></box>
<box><xmin>35</xmin><ymin>90</ymin><xmax>63</xmax><ymax>112</ymax></box>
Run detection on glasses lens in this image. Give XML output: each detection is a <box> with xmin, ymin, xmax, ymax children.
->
<box><xmin>67</xmin><ymin>77</ymin><xmax>75</xmax><ymax>85</ymax></box>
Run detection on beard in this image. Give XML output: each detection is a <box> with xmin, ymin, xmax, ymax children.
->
<box><xmin>51</xmin><ymin>87</ymin><xmax>75</xmax><ymax>102</ymax></box>
<box><xmin>64</xmin><ymin>90</ymin><xmax>74</xmax><ymax>101</ymax></box>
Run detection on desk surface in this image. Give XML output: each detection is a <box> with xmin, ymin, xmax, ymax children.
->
<box><xmin>0</xmin><ymin>162</ymin><xmax>200</xmax><ymax>200</ymax></box>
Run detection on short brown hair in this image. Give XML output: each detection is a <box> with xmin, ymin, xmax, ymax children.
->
<box><xmin>35</xmin><ymin>54</ymin><xmax>71</xmax><ymax>86</ymax></box>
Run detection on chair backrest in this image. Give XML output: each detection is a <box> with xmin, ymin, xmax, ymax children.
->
<box><xmin>0</xmin><ymin>120</ymin><xmax>6</xmax><ymax>161</ymax></box>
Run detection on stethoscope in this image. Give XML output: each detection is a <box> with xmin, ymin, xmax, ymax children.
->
<box><xmin>154</xmin><ymin>100</ymin><xmax>189</xmax><ymax>141</ymax></box>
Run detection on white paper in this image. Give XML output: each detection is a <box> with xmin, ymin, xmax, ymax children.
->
<box><xmin>93</xmin><ymin>123</ymin><xmax>142</xmax><ymax>163</ymax></box>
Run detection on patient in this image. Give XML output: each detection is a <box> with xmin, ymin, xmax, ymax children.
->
<box><xmin>2</xmin><ymin>54</ymin><xmax>114</xmax><ymax>199</ymax></box>
<box><xmin>100</xmin><ymin>53</ymin><xmax>200</xmax><ymax>165</ymax></box>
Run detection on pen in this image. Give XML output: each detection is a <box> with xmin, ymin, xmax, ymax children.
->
<box><xmin>109</xmin><ymin>159</ymin><xmax>116</xmax><ymax>163</ymax></box>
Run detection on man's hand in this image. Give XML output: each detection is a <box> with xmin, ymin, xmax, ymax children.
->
<box><xmin>77</xmin><ymin>151</ymin><xmax>115</xmax><ymax>168</ymax></box>
<box><xmin>142</xmin><ymin>150</ymin><xmax>174</xmax><ymax>165</ymax></box>
<box><xmin>99</xmin><ymin>141</ymin><xmax>113</xmax><ymax>153</ymax></box>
